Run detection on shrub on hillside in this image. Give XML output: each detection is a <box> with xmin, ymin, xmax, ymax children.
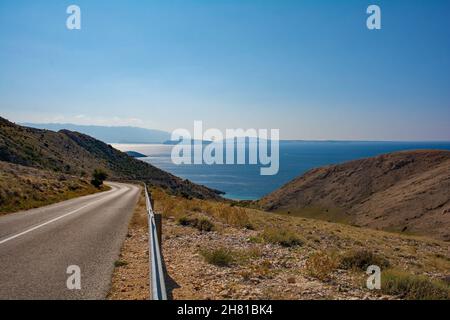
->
<box><xmin>210</xmin><ymin>204</ymin><xmax>253</xmax><ymax>229</ymax></box>
<box><xmin>261</xmin><ymin>228</ymin><xmax>304</xmax><ymax>247</ymax></box>
<box><xmin>177</xmin><ymin>216</ymin><xmax>191</xmax><ymax>226</ymax></box>
<box><xmin>177</xmin><ymin>216</ymin><xmax>215</xmax><ymax>232</ymax></box>
<box><xmin>200</xmin><ymin>247</ymin><xmax>235</xmax><ymax>267</ymax></box>
<box><xmin>340</xmin><ymin>249</ymin><xmax>390</xmax><ymax>270</ymax></box>
<box><xmin>91</xmin><ymin>169</ymin><xmax>108</xmax><ymax>188</ymax></box>
<box><xmin>195</xmin><ymin>217</ymin><xmax>215</xmax><ymax>232</ymax></box>
<box><xmin>382</xmin><ymin>270</ymin><xmax>450</xmax><ymax>300</ymax></box>
<box><xmin>305</xmin><ymin>251</ymin><xmax>340</xmax><ymax>281</ymax></box>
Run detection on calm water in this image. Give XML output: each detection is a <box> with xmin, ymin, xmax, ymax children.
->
<box><xmin>113</xmin><ymin>141</ymin><xmax>450</xmax><ymax>200</ymax></box>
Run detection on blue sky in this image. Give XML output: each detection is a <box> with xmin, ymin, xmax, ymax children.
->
<box><xmin>0</xmin><ymin>0</ymin><xmax>449</xmax><ymax>140</ymax></box>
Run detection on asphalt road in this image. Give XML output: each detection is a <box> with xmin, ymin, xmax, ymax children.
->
<box><xmin>0</xmin><ymin>182</ymin><xmax>140</xmax><ymax>300</ymax></box>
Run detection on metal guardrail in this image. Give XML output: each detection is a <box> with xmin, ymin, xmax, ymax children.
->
<box><xmin>144</xmin><ymin>184</ymin><xmax>167</xmax><ymax>300</ymax></box>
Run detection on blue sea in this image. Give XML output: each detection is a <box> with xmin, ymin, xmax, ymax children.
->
<box><xmin>113</xmin><ymin>141</ymin><xmax>450</xmax><ymax>200</ymax></box>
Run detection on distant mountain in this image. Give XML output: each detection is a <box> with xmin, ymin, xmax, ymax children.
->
<box><xmin>21</xmin><ymin>123</ymin><xmax>170</xmax><ymax>144</ymax></box>
<box><xmin>162</xmin><ymin>137</ymin><xmax>268</xmax><ymax>145</ymax></box>
<box><xmin>125</xmin><ymin>151</ymin><xmax>147</xmax><ymax>158</ymax></box>
<box><xmin>1</xmin><ymin>117</ymin><xmax>222</xmax><ymax>199</ymax></box>
<box><xmin>260</xmin><ymin>150</ymin><xmax>450</xmax><ymax>241</ymax></box>
<box><xmin>163</xmin><ymin>139</ymin><xmax>212</xmax><ymax>145</ymax></box>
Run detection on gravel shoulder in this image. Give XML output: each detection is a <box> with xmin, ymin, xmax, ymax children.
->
<box><xmin>108</xmin><ymin>188</ymin><xmax>150</xmax><ymax>300</ymax></box>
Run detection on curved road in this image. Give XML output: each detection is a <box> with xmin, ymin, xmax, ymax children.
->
<box><xmin>0</xmin><ymin>182</ymin><xmax>140</xmax><ymax>300</ymax></box>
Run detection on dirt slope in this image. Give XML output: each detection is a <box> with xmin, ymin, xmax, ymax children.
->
<box><xmin>0</xmin><ymin>161</ymin><xmax>106</xmax><ymax>214</ymax></box>
<box><xmin>260</xmin><ymin>150</ymin><xmax>450</xmax><ymax>240</ymax></box>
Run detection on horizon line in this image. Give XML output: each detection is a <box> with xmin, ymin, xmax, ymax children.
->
<box><xmin>14</xmin><ymin>120</ymin><xmax>450</xmax><ymax>144</ymax></box>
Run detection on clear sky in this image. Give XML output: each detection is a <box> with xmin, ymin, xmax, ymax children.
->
<box><xmin>1</xmin><ymin>0</ymin><xmax>449</xmax><ymax>140</ymax></box>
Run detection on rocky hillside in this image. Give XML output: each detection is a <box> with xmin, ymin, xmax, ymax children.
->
<box><xmin>260</xmin><ymin>150</ymin><xmax>450</xmax><ymax>241</ymax></box>
<box><xmin>0</xmin><ymin>117</ymin><xmax>222</xmax><ymax>200</ymax></box>
<box><xmin>0</xmin><ymin>161</ymin><xmax>106</xmax><ymax>214</ymax></box>
<box><xmin>108</xmin><ymin>187</ymin><xmax>449</xmax><ymax>300</ymax></box>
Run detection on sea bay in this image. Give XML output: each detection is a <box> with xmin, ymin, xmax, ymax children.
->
<box><xmin>113</xmin><ymin>141</ymin><xmax>450</xmax><ymax>200</ymax></box>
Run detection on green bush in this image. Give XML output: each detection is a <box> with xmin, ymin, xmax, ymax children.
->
<box><xmin>114</xmin><ymin>260</ymin><xmax>128</xmax><ymax>268</ymax></box>
<box><xmin>195</xmin><ymin>217</ymin><xmax>215</xmax><ymax>232</ymax></box>
<box><xmin>91</xmin><ymin>169</ymin><xmax>108</xmax><ymax>188</ymax></box>
<box><xmin>382</xmin><ymin>270</ymin><xmax>450</xmax><ymax>300</ymax></box>
<box><xmin>340</xmin><ymin>249</ymin><xmax>390</xmax><ymax>270</ymax></box>
<box><xmin>177</xmin><ymin>216</ymin><xmax>191</xmax><ymax>226</ymax></box>
<box><xmin>200</xmin><ymin>247</ymin><xmax>234</xmax><ymax>267</ymax></box>
<box><xmin>177</xmin><ymin>216</ymin><xmax>215</xmax><ymax>232</ymax></box>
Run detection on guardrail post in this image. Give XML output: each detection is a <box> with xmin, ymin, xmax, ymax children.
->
<box><xmin>154</xmin><ymin>213</ymin><xmax>162</xmax><ymax>251</ymax></box>
<box><xmin>150</xmin><ymin>195</ymin><xmax>155</xmax><ymax>210</ymax></box>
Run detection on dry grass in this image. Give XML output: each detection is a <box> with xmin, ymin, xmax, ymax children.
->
<box><xmin>154</xmin><ymin>186</ymin><xmax>450</xmax><ymax>275</ymax></box>
<box><xmin>200</xmin><ymin>247</ymin><xmax>235</xmax><ymax>267</ymax></box>
<box><xmin>259</xmin><ymin>227</ymin><xmax>305</xmax><ymax>247</ymax></box>
<box><xmin>340</xmin><ymin>249</ymin><xmax>390</xmax><ymax>271</ymax></box>
<box><xmin>0</xmin><ymin>161</ymin><xmax>108</xmax><ymax>215</ymax></box>
<box><xmin>152</xmin><ymin>188</ymin><xmax>252</xmax><ymax>229</ymax></box>
<box><xmin>152</xmin><ymin>187</ymin><xmax>449</xmax><ymax>299</ymax></box>
<box><xmin>305</xmin><ymin>251</ymin><xmax>340</xmax><ymax>281</ymax></box>
<box><xmin>177</xmin><ymin>216</ymin><xmax>215</xmax><ymax>232</ymax></box>
<box><xmin>130</xmin><ymin>188</ymin><xmax>148</xmax><ymax>229</ymax></box>
<box><xmin>382</xmin><ymin>269</ymin><xmax>450</xmax><ymax>300</ymax></box>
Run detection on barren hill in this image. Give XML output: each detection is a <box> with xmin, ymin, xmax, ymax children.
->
<box><xmin>0</xmin><ymin>117</ymin><xmax>222</xmax><ymax>200</ymax></box>
<box><xmin>260</xmin><ymin>150</ymin><xmax>450</xmax><ymax>240</ymax></box>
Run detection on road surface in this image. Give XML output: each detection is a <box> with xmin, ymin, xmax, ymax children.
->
<box><xmin>0</xmin><ymin>182</ymin><xmax>140</xmax><ymax>300</ymax></box>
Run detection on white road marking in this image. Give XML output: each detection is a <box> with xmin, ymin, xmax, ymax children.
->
<box><xmin>0</xmin><ymin>185</ymin><xmax>128</xmax><ymax>246</ymax></box>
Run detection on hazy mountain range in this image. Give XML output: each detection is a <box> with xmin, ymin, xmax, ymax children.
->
<box><xmin>21</xmin><ymin>123</ymin><xmax>171</xmax><ymax>144</ymax></box>
<box><xmin>22</xmin><ymin>123</ymin><xmax>275</xmax><ymax>145</ymax></box>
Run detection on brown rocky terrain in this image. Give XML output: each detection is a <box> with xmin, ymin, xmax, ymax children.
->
<box><xmin>107</xmin><ymin>187</ymin><xmax>449</xmax><ymax>300</ymax></box>
<box><xmin>260</xmin><ymin>150</ymin><xmax>450</xmax><ymax>241</ymax></box>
